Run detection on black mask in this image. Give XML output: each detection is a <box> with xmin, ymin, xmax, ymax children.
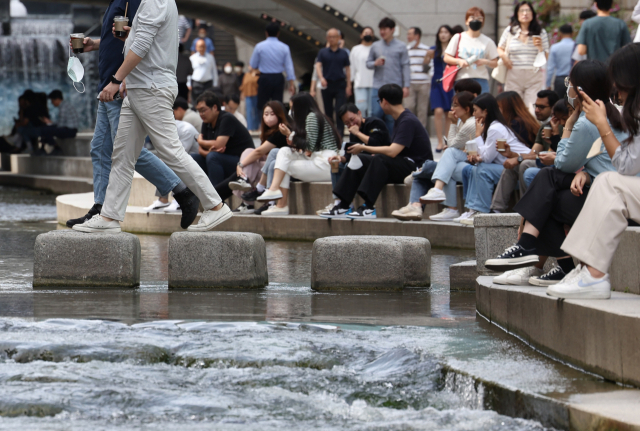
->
<box><xmin>469</xmin><ymin>20</ymin><xmax>482</xmax><ymax>31</ymax></box>
<box><xmin>363</xmin><ymin>35</ymin><xmax>373</xmax><ymax>42</ymax></box>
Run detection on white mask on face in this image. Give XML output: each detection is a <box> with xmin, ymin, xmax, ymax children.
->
<box><xmin>67</xmin><ymin>49</ymin><xmax>85</xmax><ymax>93</ymax></box>
<box><xmin>224</xmin><ymin>66</ymin><xmax>233</xmax><ymax>74</ymax></box>
<box><xmin>566</xmin><ymin>85</ymin><xmax>577</xmax><ymax>109</ymax></box>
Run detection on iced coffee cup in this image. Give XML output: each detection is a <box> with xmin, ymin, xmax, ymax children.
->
<box><xmin>70</xmin><ymin>33</ymin><xmax>85</xmax><ymax>54</ymax></box>
<box><xmin>114</xmin><ymin>16</ymin><xmax>129</xmax><ymax>38</ymax></box>
<box><xmin>496</xmin><ymin>138</ymin><xmax>507</xmax><ymax>152</ymax></box>
<box><xmin>331</xmin><ymin>158</ymin><xmax>340</xmax><ymax>173</ymax></box>
<box><xmin>465</xmin><ymin>141</ymin><xmax>478</xmax><ymax>156</ymax></box>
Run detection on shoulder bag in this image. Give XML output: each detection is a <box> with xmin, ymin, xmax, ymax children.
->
<box><xmin>492</xmin><ymin>28</ymin><xmax>512</xmax><ymax>84</ymax></box>
<box><xmin>441</xmin><ymin>34</ymin><xmax>462</xmax><ymax>93</ymax></box>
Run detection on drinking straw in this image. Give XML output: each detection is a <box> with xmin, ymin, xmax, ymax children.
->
<box><xmin>124</xmin><ymin>2</ymin><xmax>128</xmax><ymax>18</ymax></box>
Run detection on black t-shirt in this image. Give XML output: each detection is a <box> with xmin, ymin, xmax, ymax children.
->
<box><xmin>316</xmin><ymin>47</ymin><xmax>350</xmax><ymax>81</ymax></box>
<box><xmin>510</xmin><ymin>119</ymin><xmax>533</xmax><ymax>148</ymax></box>
<box><xmin>265</xmin><ymin>130</ymin><xmax>288</xmax><ymax>148</ymax></box>
<box><xmin>350</xmin><ymin>117</ymin><xmax>390</xmax><ymax>147</ymax></box>
<box><xmin>391</xmin><ymin>109</ymin><xmax>433</xmax><ymax>166</ymax></box>
<box><xmin>202</xmin><ymin>110</ymin><xmax>254</xmax><ymax>157</ymax></box>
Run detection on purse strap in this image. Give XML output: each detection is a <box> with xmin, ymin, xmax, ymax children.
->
<box><xmin>454</xmin><ymin>33</ymin><xmax>462</xmax><ymax>59</ymax></box>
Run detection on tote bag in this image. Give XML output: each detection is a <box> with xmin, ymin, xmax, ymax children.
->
<box><xmin>491</xmin><ymin>31</ymin><xmax>512</xmax><ymax>84</ymax></box>
<box><xmin>441</xmin><ymin>34</ymin><xmax>462</xmax><ymax>93</ymax></box>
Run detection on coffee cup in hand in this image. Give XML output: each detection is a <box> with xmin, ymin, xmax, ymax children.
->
<box><xmin>465</xmin><ymin>140</ymin><xmax>478</xmax><ymax>156</ymax></box>
<box><xmin>114</xmin><ymin>16</ymin><xmax>129</xmax><ymax>37</ymax></box>
<box><xmin>543</xmin><ymin>125</ymin><xmax>552</xmax><ymax>139</ymax></box>
<box><xmin>70</xmin><ymin>33</ymin><xmax>85</xmax><ymax>54</ymax></box>
<box><xmin>496</xmin><ymin>139</ymin><xmax>507</xmax><ymax>152</ymax></box>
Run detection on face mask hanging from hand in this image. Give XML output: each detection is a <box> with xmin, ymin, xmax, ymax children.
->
<box><xmin>67</xmin><ymin>47</ymin><xmax>86</xmax><ymax>93</ymax></box>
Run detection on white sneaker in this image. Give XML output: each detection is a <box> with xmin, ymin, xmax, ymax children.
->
<box><xmin>494</xmin><ymin>266</ymin><xmax>544</xmax><ymax>286</ymax></box>
<box><xmin>316</xmin><ymin>202</ymin><xmax>334</xmax><ymax>216</ymax></box>
<box><xmin>262</xmin><ymin>205</ymin><xmax>289</xmax><ymax>216</ymax></box>
<box><xmin>429</xmin><ymin>208</ymin><xmax>460</xmax><ymax>221</ymax></box>
<box><xmin>404</xmin><ymin>174</ymin><xmax>414</xmax><ymax>187</ymax></box>
<box><xmin>546</xmin><ymin>265</ymin><xmax>611</xmax><ymax>299</ymax></box>
<box><xmin>391</xmin><ymin>204</ymin><xmax>423</xmax><ymax>221</ymax></box>
<box><xmin>143</xmin><ymin>199</ymin><xmax>170</xmax><ymax>212</ymax></box>
<box><xmin>453</xmin><ymin>210</ymin><xmax>474</xmax><ymax>223</ymax></box>
<box><xmin>187</xmin><ymin>203</ymin><xmax>233</xmax><ymax>231</ymax></box>
<box><xmin>229</xmin><ymin>178</ymin><xmax>253</xmax><ymax>192</ymax></box>
<box><xmin>456</xmin><ymin>210</ymin><xmax>478</xmax><ymax>225</ymax></box>
<box><xmin>72</xmin><ymin>214</ymin><xmax>121</xmax><ymax>233</ymax></box>
<box><xmin>257</xmin><ymin>189</ymin><xmax>283</xmax><ymax>202</ymax></box>
<box><xmin>163</xmin><ymin>199</ymin><xmax>181</xmax><ymax>213</ymax></box>
<box><xmin>420</xmin><ymin>188</ymin><xmax>446</xmax><ymax>204</ymax></box>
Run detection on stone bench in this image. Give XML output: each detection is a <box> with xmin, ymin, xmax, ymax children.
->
<box><xmin>168</xmin><ymin>232</ymin><xmax>268</xmax><ymax>289</ymax></box>
<box><xmin>310</xmin><ymin>235</ymin><xmax>431</xmax><ymax>291</ymax></box>
<box><xmin>610</xmin><ymin>227</ymin><xmax>640</xmax><ymax>294</ymax></box>
<box><xmin>474</xmin><ymin>214</ymin><xmax>522</xmax><ymax>275</ymax></box>
<box><xmin>58</xmin><ymin>132</ymin><xmax>93</xmax><ymax>157</ymax></box>
<box><xmin>33</xmin><ymin>230</ymin><xmax>141</xmax><ymax>288</ymax></box>
<box><xmin>11</xmin><ymin>154</ymin><xmax>93</xmax><ymax>178</ymax></box>
<box><xmin>450</xmin><ymin>260</ymin><xmax>478</xmax><ymax>291</ymax></box>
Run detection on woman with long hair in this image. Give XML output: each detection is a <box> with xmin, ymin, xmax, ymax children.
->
<box><xmin>256</xmin><ymin>92</ymin><xmax>340</xmax><ymax>215</ymax></box>
<box><xmin>455</xmin><ymin>93</ymin><xmax>531</xmax><ymax>225</ymax></box>
<box><xmin>485</xmin><ymin>59</ymin><xmax>626</xmax><ymax>289</ymax></box>
<box><xmin>411</xmin><ymin>91</ymin><xmax>476</xmax><ymax>221</ymax></box>
<box><xmin>213</xmin><ymin>101</ymin><xmax>291</xmax><ymax>213</ymax></box>
<box><xmin>444</xmin><ymin>7</ymin><xmax>499</xmax><ymax>94</ymax></box>
<box><xmin>545</xmin><ymin>44</ymin><xmax>640</xmax><ymax>299</ymax></box>
<box><xmin>428</xmin><ymin>25</ymin><xmax>455</xmax><ymax>152</ymax></box>
<box><xmin>497</xmin><ymin>1</ymin><xmax>549</xmax><ymax>114</ymax></box>
<box><xmin>496</xmin><ymin>91</ymin><xmax>540</xmax><ymax>147</ymax></box>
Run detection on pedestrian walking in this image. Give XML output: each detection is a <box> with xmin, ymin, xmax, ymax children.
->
<box><xmin>350</xmin><ymin>27</ymin><xmax>375</xmax><ymax>116</ymax></box>
<box><xmin>240</xmin><ymin>66</ymin><xmax>260</xmax><ymax>131</ymax></box>
<box><xmin>189</xmin><ymin>39</ymin><xmax>218</xmax><ymax>108</ymax></box>
<box><xmin>546</xmin><ymin>24</ymin><xmax>574</xmax><ymax>100</ymax></box>
<box><xmin>575</xmin><ymin>0</ymin><xmax>630</xmax><ymax>62</ymax></box>
<box><xmin>405</xmin><ymin>26</ymin><xmax>430</xmax><ymax>129</ymax></box>
<box><xmin>429</xmin><ymin>25</ymin><xmax>455</xmax><ymax>152</ymax></box>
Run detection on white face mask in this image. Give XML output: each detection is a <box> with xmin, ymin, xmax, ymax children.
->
<box><xmin>67</xmin><ymin>49</ymin><xmax>85</xmax><ymax>93</ymax></box>
<box><xmin>224</xmin><ymin>66</ymin><xmax>233</xmax><ymax>74</ymax></box>
<box><xmin>566</xmin><ymin>85</ymin><xmax>577</xmax><ymax>109</ymax></box>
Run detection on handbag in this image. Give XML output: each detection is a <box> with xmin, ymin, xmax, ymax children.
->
<box><xmin>492</xmin><ymin>30</ymin><xmax>512</xmax><ymax>84</ymax></box>
<box><xmin>441</xmin><ymin>33</ymin><xmax>462</xmax><ymax>93</ymax></box>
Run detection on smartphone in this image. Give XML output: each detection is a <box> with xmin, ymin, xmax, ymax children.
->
<box><xmin>443</xmin><ymin>137</ymin><xmax>448</xmax><ymax>146</ymax></box>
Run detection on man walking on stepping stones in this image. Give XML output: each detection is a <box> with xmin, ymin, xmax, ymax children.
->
<box><xmin>73</xmin><ymin>0</ymin><xmax>231</xmax><ymax>233</ymax></box>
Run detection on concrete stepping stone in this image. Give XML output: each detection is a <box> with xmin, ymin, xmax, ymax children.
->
<box><xmin>311</xmin><ymin>235</ymin><xmax>431</xmax><ymax>291</ymax></box>
<box><xmin>168</xmin><ymin>232</ymin><xmax>268</xmax><ymax>289</ymax></box>
<box><xmin>33</xmin><ymin>230</ymin><xmax>141</xmax><ymax>288</ymax></box>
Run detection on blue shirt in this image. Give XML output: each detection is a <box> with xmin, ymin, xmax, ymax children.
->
<box><xmin>98</xmin><ymin>0</ymin><xmax>140</xmax><ymax>94</ymax></box>
<box><xmin>316</xmin><ymin>47</ymin><xmax>350</xmax><ymax>81</ymax></box>
<box><xmin>546</xmin><ymin>38</ymin><xmax>574</xmax><ymax>88</ymax></box>
<box><xmin>190</xmin><ymin>37</ymin><xmax>215</xmax><ymax>54</ymax></box>
<box><xmin>249</xmin><ymin>37</ymin><xmax>295</xmax><ymax>81</ymax></box>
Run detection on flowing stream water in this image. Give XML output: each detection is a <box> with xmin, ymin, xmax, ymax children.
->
<box><xmin>0</xmin><ymin>186</ymin><xmax>628</xmax><ymax>430</ymax></box>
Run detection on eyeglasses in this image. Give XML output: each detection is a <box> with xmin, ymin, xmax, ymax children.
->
<box><xmin>564</xmin><ymin>76</ymin><xmax>571</xmax><ymax>87</ymax></box>
<box><xmin>518</xmin><ymin>9</ymin><xmax>532</xmax><ymax>15</ymax></box>
<box><xmin>532</xmin><ymin>104</ymin><xmax>550</xmax><ymax>110</ymax></box>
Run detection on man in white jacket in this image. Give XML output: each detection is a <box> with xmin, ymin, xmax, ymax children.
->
<box><xmin>73</xmin><ymin>0</ymin><xmax>231</xmax><ymax>233</ymax></box>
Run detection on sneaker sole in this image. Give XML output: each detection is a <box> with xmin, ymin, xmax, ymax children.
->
<box><xmin>392</xmin><ymin>214</ymin><xmax>422</xmax><ymax>221</ymax></box>
<box><xmin>529</xmin><ymin>277</ymin><xmax>561</xmax><ymax>287</ymax></box>
<box><xmin>484</xmin><ymin>256</ymin><xmax>540</xmax><ymax>272</ymax></box>
<box><xmin>187</xmin><ymin>210</ymin><xmax>233</xmax><ymax>231</ymax></box>
<box><xmin>419</xmin><ymin>197</ymin><xmax>446</xmax><ymax>204</ymax></box>
<box><xmin>72</xmin><ymin>226</ymin><xmax>122</xmax><ymax>233</ymax></box>
<box><xmin>256</xmin><ymin>194</ymin><xmax>282</xmax><ymax>202</ymax></box>
<box><xmin>319</xmin><ymin>214</ymin><xmax>351</xmax><ymax>219</ymax></box>
<box><xmin>347</xmin><ymin>216</ymin><xmax>377</xmax><ymax>220</ymax></box>
<box><xmin>546</xmin><ymin>287</ymin><xmax>611</xmax><ymax>299</ymax></box>
<box><xmin>459</xmin><ymin>219</ymin><xmax>475</xmax><ymax>226</ymax></box>
<box><xmin>261</xmin><ymin>212</ymin><xmax>290</xmax><ymax>216</ymax></box>
<box><xmin>429</xmin><ymin>216</ymin><xmax>458</xmax><ymax>222</ymax></box>
<box><xmin>163</xmin><ymin>210</ymin><xmax>182</xmax><ymax>213</ymax></box>
<box><xmin>229</xmin><ymin>183</ymin><xmax>253</xmax><ymax>192</ymax></box>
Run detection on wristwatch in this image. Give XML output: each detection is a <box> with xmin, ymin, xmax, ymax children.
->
<box><xmin>237</xmin><ymin>162</ymin><xmax>244</xmax><ymax>168</ymax></box>
<box><xmin>517</xmin><ymin>154</ymin><xmax>523</xmax><ymax>163</ymax></box>
<box><xmin>110</xmin><ymin>75</ymin><xmax>123</xmax><ymax>85</ymax></box>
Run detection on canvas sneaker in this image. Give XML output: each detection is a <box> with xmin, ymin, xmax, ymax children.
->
<box><xmin>242</xmin><ymin>189</ymin><xmax>263</xmax><ymax>202</ymax></box>
<box><xmin>429</xmin><ymin>208</ymin><xmax>460</xmax><ymax>222</ymax></box>
<box><xmin>546</xmin><ymin>266</ymin><xmax>611</xmax><ymax>299</ymax></box>
<box><xmin>262</xmin><ymin>205</ymin><xmax>289</xmax><ymax>216</ymax></box>
<box><xmin>162</xmin><ymin>199</ymin><xmax>181</xmax><ymax>213</ymax></box>
<box><xmin>457</xmin><ymin>210</ymin><xmax>479</xmax><ymax>225</ymax></box>
<box><xmin>229</xmin><ymin>178</ymin><xmax>253</xmax><ymax>192</ymax></box>
<box><xmin>257</xmin><ymin>189</ymin><xmax>283</xmax><ymax>201</ymax></box>
<box><xmin>347</xmin><ymin>205</ymin><xmax>376</xmax><ymax>220</ymax></box>
<box><xmin>319</xmin><ymin>205</ymin><xmax>352</xmax><ymax>219</ymax></box>
<box><xmin>391</xmin><ymin>204</ymin><xmax>423</xmax><ymax>221</ymax></box>
<box><xmin>494</xmin><ymin>266</ymin><xmax>544</xmax><ymax>286</ymax></box>
<box><xmin>233</xmin><ymin>202</ymin><xmax>255</xmax><ymax>214</ymax></box>
<box><xmin>187</xmin><ymin>203</ymin><xmax>233</xmax><ymax>232</ymax></box>
<box><xmin>529</xmin><ymin>266</ymin><xmax>566</xmax><ymax>287</ymax></box>
<box><xmin>254</xmin><ymin>203</ymin><xmax>272</xmax><ymax>215</ymax></box>
<box><xmin>484</xmin><ymin>244</ymin><xmax>540</xmax><ymax>272</ymax></box>
<box><xmin>66</xmin><ymin>203</ymin><xmax>102</xmax><ymax>228</ymax></box>
<box><xmin>72</xmin><ymin>214</ymin><xmax>121</xmax><ymax>233</ymax></box>
<box><xmin>420</xmin><ymin>188</ymin><xmax>446</xmax><ymax>204</ymax></box>
<box><xmin>453</xmin><ymin>210</ymin><xmax>475</xmax><ymax>223</ymax></box>
<box><xmin>143</xmin><ymin>199</ymin><xmax>170</xmax><ymax>212</ymax></box>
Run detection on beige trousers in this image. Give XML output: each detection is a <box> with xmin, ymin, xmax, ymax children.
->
<box><xmin>491</xmin><ymin>159</ymin><xmax>537</xmax><ymax>212</ymax></box>
<box><xmin>505</xmin><ymin>68</ymin><xmax>544</xmax><ymax>116</ymax></box>
<box><xmin>561</xmin><ymin>171</ymin><xmax>640</xmax><ymax>273</ymax></box>
<box><xmin>102</xmin><ymin>86</ymin><xmax>222</xmax><ymax>221</ymax></box>
<box><xmin>405</xmin><ymin>82</ymin><xmax>430</xmax><ymax>128</ymax></box>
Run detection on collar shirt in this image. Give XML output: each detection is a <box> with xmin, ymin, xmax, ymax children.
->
<box><xmin>189</xmin><ymin>52</ymin><xmax>218</xmax><ymax>86</ymax></box>
<box><xmin>366</xmin><ymin>38</ymin><xmax>411</xmax><ymax>89</ymax></box>
<box><xmin>249</xmin><ymin>37</ymin><xmax>296</xmax><ymax>81</ymax></box>
<box><xmin>407</xmin><ymin>42</ymin><xmax>430</xmax><ymax>83</ymax></box>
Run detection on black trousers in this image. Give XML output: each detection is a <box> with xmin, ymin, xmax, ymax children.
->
<box><xmin>39</xmin><ymin>126</ymin><xmax>77</xmax><ymax>146</ymax></box>
<box><xmin>192</xmin><ymin>80</ymin><xmax>213</xmax><ymax>106</ymax></box>
<box><xmin>257</xmin><ymin>73</ymin><xmax>285</xmax><ymax>113</ymax></box>
<box><xmin>554</xmin><ymin>75</ymin><xmax>568</xmax><ymax>102</ymax></box>
<box><xmin>514</xmin><ymin>166</ymin><xmax>588</xmax><ymax>257</ymax></box>
<box><xmin>321</xmin><ymin>80</ymin><xmax>347</xmax><ymax>137</ymax></box>
<box><xmin>333</xmin><ymin>154</ymin><xmax>416</xmax><ymax>207</ymax></box>
<box><xmin>178</xmin><ymin>82</ymin><xmax>189</xmax><ymax>101</ymax></box>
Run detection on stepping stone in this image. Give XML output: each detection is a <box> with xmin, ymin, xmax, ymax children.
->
<box><xmin>33</xmin><ymin>230</ymin><xmax>141</xmax><ymax>288</ymax></box>
<box><xmin>311</xmin><ymin>235</ymin><xmax>431</xmax><ymax>291</ymax></box>
<box><xmin>168</xmin><ymin>232</ymin><xmax>268</xmax><ymax>289</ymax></box>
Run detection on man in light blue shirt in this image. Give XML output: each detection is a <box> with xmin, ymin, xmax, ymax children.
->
<box><xmin>547</xmin><ymin>24</ymin><xmax>575</xmax><ymax>100</ymax></box>
<box><xmin>250</xmin><ymin>22</ymin><xmax>296</xmax><ymax>110</ymax></box>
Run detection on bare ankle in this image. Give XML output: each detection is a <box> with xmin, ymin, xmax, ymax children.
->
<box><xmin>210</xmin><ymin>202</ymin><xmax>224</xmax><ymax>211</ymax></box>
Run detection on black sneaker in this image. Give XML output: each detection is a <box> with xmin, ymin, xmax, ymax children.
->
<box><xmin>233</xmin><ymin>202</ymin><xmax>255</xmax><ymax>214</ymax></box>
<box><xmin>242</xmin><ymin>189</ymin><xmax>264</xmax><ymax>202</ymax></box>
<box><xmin>253</xmin><ymin>203</ymin><xmax>271</xmax><ymax>215</ymax></box>
<box><xmin>319</xmin><ymin>205</ymin><xmax>352</xmax><ymax>219</ymax></box>
<box><xmin>347</xmin><ymin>204</ymin><xmax>376</xmax><ymax>220</ymax></box>
<box><xmin>529</xmin><ymin>266</ymin><xmax>566</xmax><ymax>286</ymax></box>
<box><xmin>66</xmin><ymin>203</ymin><xmax>102</xmax><ymax>228</ymax></box>
<box><xmin>173</xmin><ymin>188</ymin><xmax>200</xmax><ymax>229</ymax></box>
<box><xmin>484</xmin><ymin>244</ymin><xmax>540</xmax><ymax>272</ymax></box>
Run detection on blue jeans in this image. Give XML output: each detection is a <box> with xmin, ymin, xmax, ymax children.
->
<box><xmin>370</xmin><ymin>87</ymin><xmax>395</xmax><ymax>134</ymax></box>
<box><xmin>90</xmin><ymin>99</ymin><xmax>180</xmax><ymax>205</ymax></box>
<box><xmin>432</xmin><ymin>148</ymin><xmax>469</xmax><ymax>207</ymax></box>
<box><xmin>191</xmin><ymin>151</ymin><xmax>239</xmax><ymax>186</ymax></box>
<box><xmin>473</xmin><ymin>78</ymin><xmax>490</xmax><ymax>94</ymax></box>
<box><xmin>354</xmin><ymin>87</ymin><xmax>372</xmax><ymax>116</ymax></box>
<box><xmin>524</xmin><ymin>167</ymin><xmax>540</xmax><ymax>188</ymax></box>
<box><xmin>245</xmin><ymin>95</ymin><xmax>259</xmax><ymax>131</ymax></box>
<box><xmin>262</xmin><ymin>148</ymin><xmax>280</xmax><ymax>188</ymax></box>
<box><xmin>462</xmin><ymin>165</ymin><xmax>473</xmax><ymax>201</ymax></box>
<box><xmin>409</xmin><ymin>160</ymin><xmax>437</xmax><ymax>203</ymax></box>
<box><xmin>465</xmin><ymin>162</ymin><xmax>504</xmax><ymax>213</ymax></box>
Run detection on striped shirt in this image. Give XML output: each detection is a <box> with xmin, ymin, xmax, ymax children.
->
<box><xmin>56</xmin><ymin>100</ymin><xmax>79</xmax><ymax>130</ymax></box>
<box><xmin>301</xmin><ymin>113</ymin><xmax>339</xmax><ymax>152</ymax></box>
<box><xmin>498</xmin><ymin>27</ymin><xmax>549</xmax><ymax>69</ymax></box>
<box><xmin>177</xmin><ymin>15</ymin><xmax>191</xmax><ymax>41</ymax></box>
<box><xmin>446</xmin><ymin>116</ymin><xmax>476</xmax><ymax>150</ymax></box>
<box><xmin>407</xmin><ymin>42</ymin><xmax>430</xmax><ymax>83</ymax></box>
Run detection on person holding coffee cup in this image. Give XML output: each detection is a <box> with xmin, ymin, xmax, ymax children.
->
<box><xmin>497</xmin><ymin>1</ymin><xmax>549</xmax><ymax>115</ymax></box>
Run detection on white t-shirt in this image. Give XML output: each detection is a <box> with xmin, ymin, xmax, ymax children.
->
<box><xmin>176</xmin><ymin>120</ymin><xmax>199</xmax><ymax>153</ymax></box>
<box><xmin>445</xmin><ymin>32</ymin><xmax>498</xmax><ymax>81</ymax></box>
<box><xmin>407</xmin><ymin>42</ymin><xmax>430</xmax><ymax>83</ymax></box>
<box><xmin>349</xmin><ymin>44</ymin><xmax>374</xmax><ymax>88</ymax></box>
